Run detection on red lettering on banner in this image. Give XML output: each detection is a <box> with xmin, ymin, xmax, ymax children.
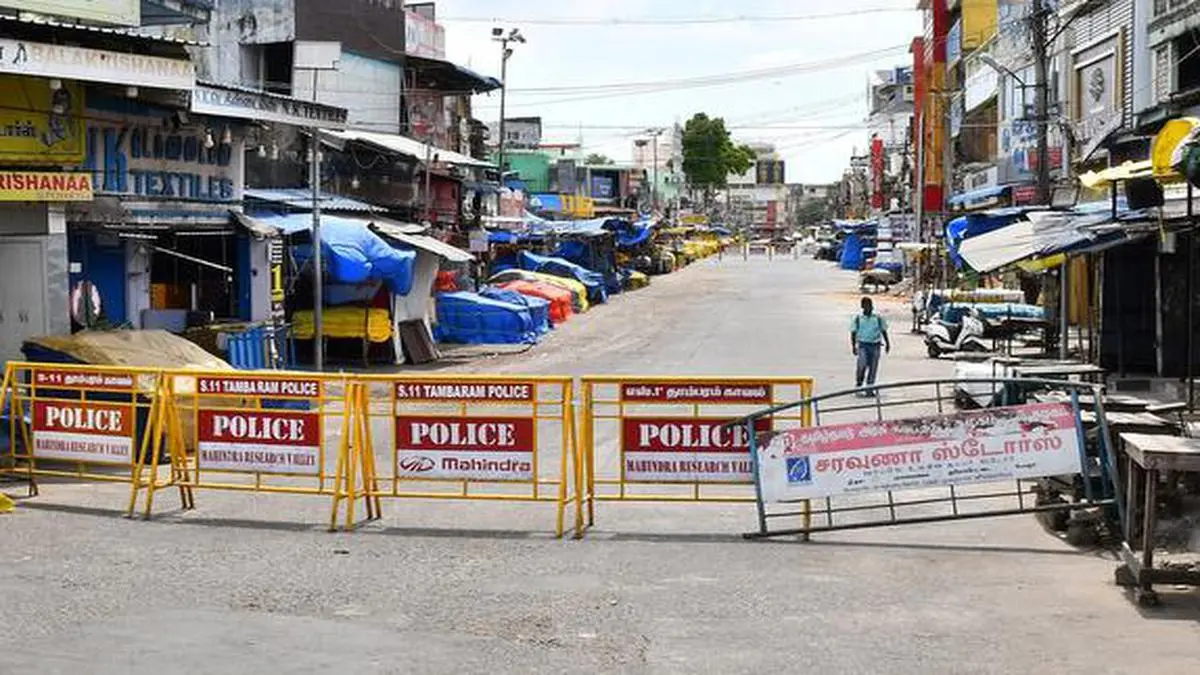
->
<box><xmin>395</xmin><ymin>416</ymin><xmax>535</xmax><ymax>451</ymax></box>
<box><xmin>33</xmin><ymin>401</ymin><xmax>131</xmax><ymax>436</ymax></box>
<box><xmin>197</xmin><ymin>410</ymin><xmax>319</xmax><ymax>446</ymax></box>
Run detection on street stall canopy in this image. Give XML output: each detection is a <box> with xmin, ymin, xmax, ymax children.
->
<box><xmin>253</xmin><ymin>213</ymin><xmax>416</xmax><ymax>293</ymax></box>
<box><xmin>956</xmin><ymin>201</ymin><xmax>1139</xmax><ymax>273</ymax></box>
<box><xmin>371</xmin><ymin>223</ymin><xmax>474</xmax><ymax>263</ymax></box>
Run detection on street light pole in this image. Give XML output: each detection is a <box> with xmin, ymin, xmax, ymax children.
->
<box><xmin>492</xmin><ymin>27</ymin><xmax>525</xmax><ymax>183</ymax></box>
<box><xmin>1031</xmin><ymin>0</ymin><xmax>1051</xmax><ymax>205</ymax></box>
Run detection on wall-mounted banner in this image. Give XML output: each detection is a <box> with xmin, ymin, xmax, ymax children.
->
<box><xmin>756</xmin><ymin>403</ymin><xmax>1082</xmax><ymax>503</ymax></box>
<box><xmin>0</xmin><ymin>171</ymin><xmax>93</xmax><ymax>201</ymax></box>
<box><xmin>0</xmin><ymin>39</ymin><xmax>194</xmax><ymax>90</ymax></box>
<box><xmin>0</xmin><ymin>75</ymin><xmax>86</xmax><ymax>164</ymax></box>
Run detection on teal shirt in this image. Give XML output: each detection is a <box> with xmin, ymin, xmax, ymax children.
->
<box><xmin>851</xmin><ymin>313</ymin><xmax>887</xmax><ymax>344</ymax></box>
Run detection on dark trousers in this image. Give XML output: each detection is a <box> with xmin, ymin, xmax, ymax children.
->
<box><xmin>856</xmin><ymin>342</ymin><xmax>882</xmax><ymax>388</ymax></box>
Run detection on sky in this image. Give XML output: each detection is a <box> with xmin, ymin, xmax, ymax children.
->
<box><xmin>437</xmin><ymin>0</ymin><xmax>923</xmax><ymax>185</ymax></box>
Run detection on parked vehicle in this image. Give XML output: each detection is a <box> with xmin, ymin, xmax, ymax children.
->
<box><xmin>924</xmin><ymin>308</ymin><xmax>990</xmax><ymax>358</ymax></box>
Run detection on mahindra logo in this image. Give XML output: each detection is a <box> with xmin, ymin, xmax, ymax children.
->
<box><xmin>399</xmin><ymin>456</ymin><xmax>436</xmax><ymax>472</ymax></box>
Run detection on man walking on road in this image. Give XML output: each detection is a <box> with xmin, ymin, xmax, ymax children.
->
<box><xmin>851</xmin><ymin>297</ymin><xmax>890</xmax><ymax>395</ymax></box>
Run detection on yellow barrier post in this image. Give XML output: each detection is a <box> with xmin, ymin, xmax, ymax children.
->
<box><xmin>578</xmin><ymin>376</ymin><xmax>814</xmax><ymax>535</ymax></box>
<box><xmin>358</xmin><ymin>374</ymin><xmax>580</xmax><ymax>537</ymax></box>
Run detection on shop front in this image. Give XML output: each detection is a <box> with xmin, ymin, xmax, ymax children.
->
<box><xmin>0</xmin><ymin>74</ymin><xmax>93</xmax><ymax>362</ymax></box>
<box><xmin>64</xmin><ymin>95</ymin><xmax>268</xmax><ymax>332</ymax></box>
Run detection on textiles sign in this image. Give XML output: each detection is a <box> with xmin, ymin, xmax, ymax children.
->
<box><xmin>81</xmin><ymin>112</ymin><xmax>243</xmax><ymax>202</ymax></box>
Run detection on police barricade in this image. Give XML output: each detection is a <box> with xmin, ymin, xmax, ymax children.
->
<box><xmin>0</xmin><ymin>362</ymin><xmax>167</xmax><ymax>515</ymax></box>
<box><xmin>148</xmin><ymin>370</ymin><xmax>370</xmax><ymax>530</ymax></box>
<box><xmin>355</xmin><ymin>375</ymin><xmax>581</xmax><ymax>537</ymax></box>
<box><xmin>579</xmin><ymin>376</ymin><xmax>814</xmax><ymax>534</ymax></box>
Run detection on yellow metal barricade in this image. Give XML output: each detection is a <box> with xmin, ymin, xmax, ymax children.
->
<box><xmin>1</xmin><ymin>362</ymin><xmax>170</xmax><ymax>515</ymax></box>
<box><xmin>149</xmin><ymin>370</ymin><xmax>370</xmax><ymax>530</ymax></box>
<box><xmin>579</xmin><ymin>376</ymin><xmax>814</xmax><ymax>534</ymax></box>
<box><xmin>356</xmin><ymin>374</ymin><xmax>581</xmax><ymax>537</ymax></box>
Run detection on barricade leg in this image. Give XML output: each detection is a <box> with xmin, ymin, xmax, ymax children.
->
<box><xmin>127</xmin><ymin>391</ymin><xmax>161</xmax><ymax>517</ymax></box>
<box><xmin>357</xmin><ymin>383</ymin><xmax>382</xmax><ymax>521</ymax></box>
<box><xmin>330</xmin><ymin>383</ymin><xmax>357</xmax><ymax>532</ymax></box>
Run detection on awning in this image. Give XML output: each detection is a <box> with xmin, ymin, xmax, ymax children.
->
<box><xmin>245</xmin><ymin>188</ymin><xmax>384</xmax><ymax>213</ymax></box>
<box><xmin>323</xmin><ymin>130</ymin><xmax>495</xmax><ymax>169</ymax></box>
<box><xmin>949</xmin><ymin>184</ymin><xmax>1010</xmax><ymax>210</ymax></box>
<box><xmin>958</xmin><ymin>204</ymin><xmax>1146</xmax><ymax>273</ymax></box>
<box><xmin>405</xmin><ymin>54</ymin><xmax>502</xmax><ymax>93</ymax></box>
<box><xmin>231</xmin><ymin>211</ymin><xmax>279</xmax><ymax>238</ymax></box>
<box><xmin>371</xmin><ymin>223</ymin><xmax>474</xmax><ymax>262</ymax></box>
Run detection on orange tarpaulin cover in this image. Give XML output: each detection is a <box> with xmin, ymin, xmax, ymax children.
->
<box><xmin>500</xmin><ymin>280</ymin><xmax>574</xmax><ymax>325</ymax></box>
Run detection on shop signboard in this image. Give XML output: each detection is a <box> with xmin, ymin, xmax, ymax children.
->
<box><xmin>0</xmin><ymin>75</ymin><xmax>86</xmax><ymax>164</ymax></box>
<box><xmin>622</xmin><ymin>417</ymin><xmax>771</xmax><ymax>483</ymax></box>
<box><xmin>80</xmin><ymin>111</ymin><xmax>243</xmax><ymax>202</ymax></box>
<box><xmin>3</xmin><ymin>0</ymin><xmax>139</xmax><ymax>26</ymax></box>
<box><xmin>395</xmin><ymin>416</ymin><xmax>535</xmax><ymax>481</ymax></box>
<box><xmin>756</xmin><ymin>403</ymin><xmax>1082</xmax><ymax>503</ymax></box>
<box><xmin>0</xmin><ymin>170</ymin><xmax>92</xmax><ymax>201</ymax></box>
<box><xmin>0</xmin><ymin>39</ymin><xmax>194</xmax><ymax>90</ymax></box>
<box><xmin>191</xmin><ymin>84</ymin><xmax>348</xmax><ymax>130</ymax></box>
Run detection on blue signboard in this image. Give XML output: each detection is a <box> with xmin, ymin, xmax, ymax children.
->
<box><xmin>947</xmin><ymin>19</ymin><xmax>962</xmax><ymax>65</ymax></box>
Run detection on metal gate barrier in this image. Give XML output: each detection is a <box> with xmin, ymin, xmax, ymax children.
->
<box><xmin>355</xmin><ymin>374</ymin><xmax>582</xmax><ymax>537</ymax></box>
<box><xmin>1</xmin><ymin>362</ymin><xmax>170</xmax><ymax>516</ymax></box>
<box><xmin>579</xmin><ymin>376</ymin><xmax>814</xmax><ymax>535</ymax></box>
<box><xmin>148</xmin><ymin>370</ymin><xmax>370</xmax><ymax>530</ymax></box>
<box><xmin>731</xmin><ymin>378</ymin><xmax>1123</xmax><ymax>541</ymax></box>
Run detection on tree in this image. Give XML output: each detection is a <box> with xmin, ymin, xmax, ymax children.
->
<box><xmin>585</xmin><ymin>153</ymin><xmax>614</xmax><ymax>165</ymax></box>
<box><xmin>793</xmin><ymin>198</ymin><xmax>831</xmax><ymax>226</ymax></box>
<box><xmin>681</xmin><ymin>113</ymin><xmax>756</xmax><ymax>202</ymax></box>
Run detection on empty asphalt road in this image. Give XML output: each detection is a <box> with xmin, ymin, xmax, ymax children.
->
<box><xmin>3</xmin><ymin>255</ymin><xmax>1198</xmax><ymax>674</ymax></box>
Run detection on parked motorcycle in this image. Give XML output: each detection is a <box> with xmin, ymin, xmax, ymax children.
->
<box><xmin>924</xmin><ymin>309</ymin><xmax>990</xmax><ymax>358</ymax></box>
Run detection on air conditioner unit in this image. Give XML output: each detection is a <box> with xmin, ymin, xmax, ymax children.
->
<box><xmin>903</xmin><ymin>85</ymin><xmax>914</xmax><ymax>101</ymax></box>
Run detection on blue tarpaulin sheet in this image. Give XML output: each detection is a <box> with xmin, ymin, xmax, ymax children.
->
<box><xmin>433</xmin><ymin>292</ymin><xmax>542</xmax><ymax>344</ymax></box>
<box><xmin>944</xmin><ymin>211</ymin><xmax>1025</xmax><ymax>268</ymax></box>
<box><xmin>256</xmin><ymin>213</ymin><xmax>416</xmax><ymax>294</ymax></box>
<box><xmin>840</xmin><ymin>233</ymin><xmax>865</xmax><ymax>270</ymax></box>
<box><xmin>518</xmin><ymin>250</ymin><xmax>608</xmax><ymax>303</ymax></box>
<box><xmin>478</xmin><ymin>287</ymin><xmax>551</xmax><ymax>335</ymax></box>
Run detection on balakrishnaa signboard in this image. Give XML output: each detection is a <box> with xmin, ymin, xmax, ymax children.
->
<box><xmin>4</xmin><ymin>1</ymin><xmax>139</xmax><ymax>26</ymax></box>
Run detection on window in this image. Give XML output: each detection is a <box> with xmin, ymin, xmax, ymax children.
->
<box><xmin>1154</xmin><ymin>43</ymin><xmax>1174</xmax><ymax>102</ymax></box>
<box><xmin>1153</xmin><ymin>0</ymin><xmax>1197</xmax><ymax>18</ymax></box>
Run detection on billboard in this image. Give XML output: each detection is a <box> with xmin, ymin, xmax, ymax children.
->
<box><xmin>0</xmin><ymin>75</ymin><xmax>85</xmax><ymax>164</ymax></box>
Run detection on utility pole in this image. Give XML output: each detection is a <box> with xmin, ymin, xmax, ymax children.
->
<box><xmin>1031</xmin><ymin>0</ymin><xmax>1051</xmax><ymax>205</ymax></box>
<box><xmin>492</xmin><ymin>27</ymin><xmax>525</xmax><ymax>183</ymax></box>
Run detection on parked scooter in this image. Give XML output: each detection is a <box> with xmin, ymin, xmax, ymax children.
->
<box><xmin>924</xmin><ymin>308</ymin><xmax>990</xmax><ymax>358</ymax></box>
